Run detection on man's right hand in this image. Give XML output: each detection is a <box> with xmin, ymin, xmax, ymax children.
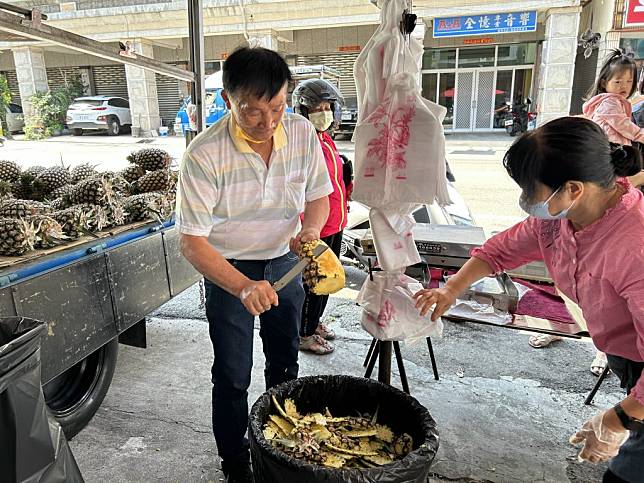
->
<box><xmin>239</xmin><ymin>280</ymin><xmax>279</xmax><ymax>316</ymax></box>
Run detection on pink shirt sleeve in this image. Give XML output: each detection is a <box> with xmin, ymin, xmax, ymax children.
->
<box><xmin>593</xmin><ymin>96</ymin><xmax>644</xmax><ymax>143</ymax></box>
<box><xmin>471</xmin><ymin>217</ymin><xmax>544</xmax><ymax>274</ymax></box>
<box><xmin>613</xmin><ymin>247</ymin><xmax>644</xmax><ymax>405</ymax></box>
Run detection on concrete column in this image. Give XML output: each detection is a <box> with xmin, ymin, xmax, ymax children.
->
<box><xmin>124</xmin><ymin>39</ymin><xmax>161</xmax><ymax>136</ymax></box>
<box><xmin>536</xmin><ymin>6</ymin><xmax>582</xmax><ymax>126</ymax></box>
<box><xmin>250</xmin><ymin>31</ymin><xmax>281</xmax><ymax>52</ymax></box>
<box><xmin>12</xmin><ymin>46</ymin><xmax>49</xmax><ymax>125</ymax></box>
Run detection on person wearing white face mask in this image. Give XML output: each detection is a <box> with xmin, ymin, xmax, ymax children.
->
<box><xmin>292</xmin><ymin>79</ymin><xmax>352</xmax><ymax>355</ymax></box>
<box><xmin>414</xmin><ymin>117</ymin><xmax>644</xmax><ymax>483</ymax></box>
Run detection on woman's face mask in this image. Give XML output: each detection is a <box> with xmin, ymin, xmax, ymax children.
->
<box><xmin>519</xmin><ymin>187</ymin><xmax>576</xmax><ymax>220</ymax></box>
<box><xmin>308</xmin><ymin>110</ymin><xmax>334</xmax><ymax>132</ymax></box>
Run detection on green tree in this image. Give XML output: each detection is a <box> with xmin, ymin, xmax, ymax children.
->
<box><xmin>25</xmin><ymin>71</ymin><xmax>87</xmax><ymax>140</ymax></box>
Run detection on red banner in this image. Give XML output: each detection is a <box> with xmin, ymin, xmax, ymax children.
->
<box><xmin>625</xmin><ymin>0</ymin><xmax>644</xmax><ymax>27</ymax></box>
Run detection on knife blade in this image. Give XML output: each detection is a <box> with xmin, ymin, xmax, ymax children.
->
<box><xmin>272</xmin><ymin>243</ymin><xmax>328</xmax><ymax>292</ymax></box>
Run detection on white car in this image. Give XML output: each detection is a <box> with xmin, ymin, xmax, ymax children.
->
<box><xmin>66</xmin><ymin>96</ymin><xmax>132</xmax><ymax>136</ymax></box>
<box><xmin>5</xmin><ymin>103</ymin><xmax>24</xmax><ymax>133</ymax></box>
<box><xmin>341</xmin><ymin>183</ymin><xmax>476</xmax><ymax>269</ymax></box>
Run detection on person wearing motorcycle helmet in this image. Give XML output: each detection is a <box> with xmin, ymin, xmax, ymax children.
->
<box><xmin>292</xmin><ymin>79</ymin><xmax>352</xmax><ymax>355</ymax></box>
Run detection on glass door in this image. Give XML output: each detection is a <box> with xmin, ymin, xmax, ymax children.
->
<box><xmin>474</xmin><ymin>70</ymin><xmax>495</xmax><ymax>130</ymax></box>
<box><xmin>422</xmin><ymin>72</ymin><xmax>455</xmax><ymax>130</ymax></box>
<box><xmin>454</xmin><ymin>70</ymin><xmax>475</xmax><ymax>131</ymax></box>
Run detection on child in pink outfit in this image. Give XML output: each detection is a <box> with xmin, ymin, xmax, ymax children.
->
<box><xmin>583</xmin><ymin>49</ymin><xmax>644</xmax><ymax>187</ymax></box>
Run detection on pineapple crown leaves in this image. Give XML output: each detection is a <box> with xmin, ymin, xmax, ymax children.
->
<box><xmin>0</xmin><ymin>217</ymin><xmax>37</xmax><ymax>254</ymax></box>
<box><xmin>0</xmin><ymin>180</ymin><xmax>13</xmax><ymax>197</ymax></box>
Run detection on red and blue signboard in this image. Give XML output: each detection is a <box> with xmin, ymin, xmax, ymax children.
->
<box><xmin>433</xmin><ymin>11</ymin><xmax>537</xmax><ymax>38</ymax></box>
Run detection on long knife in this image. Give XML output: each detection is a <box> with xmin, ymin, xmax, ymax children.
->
<box><xmin>272</xmin><ymin>243</ymin><xmax>328</xmax><ymax>292</ymax></box>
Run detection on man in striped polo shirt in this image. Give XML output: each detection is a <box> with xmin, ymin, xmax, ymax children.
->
<box><xmin>176</xmin><ymin>47</ymin><xmax>332</xmax><ymax>482</ymax></box>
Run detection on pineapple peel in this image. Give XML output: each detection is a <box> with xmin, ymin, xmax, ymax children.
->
<box><xmin>262</xmin><ymin>397</ymin><xmax>413</xmax><ymax>469</ymax></box>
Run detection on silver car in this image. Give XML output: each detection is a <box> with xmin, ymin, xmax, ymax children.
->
<box><xmin>66</xmin><ymin>96</ymin><xmax>132</xmax><ymax>136</ymax></box>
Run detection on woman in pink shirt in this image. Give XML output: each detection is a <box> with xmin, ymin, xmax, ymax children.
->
<box><xmin>415</xmin><ymin>117</ymin><xmax>644</xmax><ymax>483</ymax></box>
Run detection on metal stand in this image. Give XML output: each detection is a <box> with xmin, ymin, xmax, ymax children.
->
<box><xmin>363</xmin><ymin>337</ymin><xmax>439</xmax><ymax>395</ymax></box>
<box><xmin>585</xmin><ymin>365</ymin><xmax>611</xmax><ymax>405</ymax></box>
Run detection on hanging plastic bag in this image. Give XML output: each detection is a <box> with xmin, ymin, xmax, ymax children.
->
<box><xmin>368</xmin><ymin>206</ymin><xmax>421</xmax><ymax>271</ymax></box>
<box><xmin>353</xmin><ymin>73</ymin><xmax>451</xmax><ymax>207</ymax></box>
<box><xmin>357</xmin><ymin>271</ymin><xmax>443</xmax><ymax>342</ymax></box>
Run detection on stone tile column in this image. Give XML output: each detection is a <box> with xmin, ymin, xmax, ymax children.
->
<box><xmin>124</xmin><ymin>39</ymin><xmax>161</xmax><ymax>136</ymax></box>
<box><xmin>536</xmin><ymin>6</ymin><xmax>582</xmax><ymax>126</ymax></box>
<box><xmin>11</xmin><ymin>47</ymin><xmax>49</xmax><ymax>126</ymax></box>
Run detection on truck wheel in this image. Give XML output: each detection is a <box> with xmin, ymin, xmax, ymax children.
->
<box><xmin>43</xmin><ymin>338</ymin><xmax>119</xmax><ymax>439</ymax></box>
<box><xmin>107</xmin><ymin>117</ymin><xmax>121</xmax><ymax>136</ymax></box>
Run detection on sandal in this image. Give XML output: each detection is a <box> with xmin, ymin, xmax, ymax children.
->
<box><xmin>590</xmin><ymin>351</ymin><xmax>609</xmax><ymax>376</ymax></box>
<box><xmin>528</xmin><ymin>333</ymin><xmax>563</xmax><ymax>348</ymax></box>
<box><xmin>299</xmin><ymin>334</ymin><xmax>334</xmax><ymax>355</ymax></box>
<box><xmin>315</xmin><ymin>322</ymin><xmax>336</xmax><ymax>340</ymax></box>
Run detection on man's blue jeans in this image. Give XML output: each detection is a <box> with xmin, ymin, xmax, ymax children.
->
<box><xmin>204</xmin><ymin>252</ymin><xmax>304</xmax><ymax>467</ymax></box>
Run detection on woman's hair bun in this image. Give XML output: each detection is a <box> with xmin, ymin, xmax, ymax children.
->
<box><xmin>609</xmin><ymin>143</ymin><xmax>642</xmax><ymax>177</ymax></box>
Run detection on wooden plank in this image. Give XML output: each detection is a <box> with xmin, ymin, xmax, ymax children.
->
<box><xmin>0</xmin><ymin>220</ymin><xmax>159</xmax><ymax>270</ymax></box>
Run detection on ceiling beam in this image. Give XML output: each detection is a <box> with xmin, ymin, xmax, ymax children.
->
<box><xmin>0</xmin><ymin>8</ymin><xmax>194</xmax><ymax>82</ymax></box>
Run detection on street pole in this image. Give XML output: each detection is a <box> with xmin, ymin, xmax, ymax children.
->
<box><xmin>186</xmin><ymin>0</ymin><xmax>205</xmax><ymax>145</ymax></box>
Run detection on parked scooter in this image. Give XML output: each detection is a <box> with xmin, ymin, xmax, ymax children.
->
<box><xmin>504</xmin><ymin>98</ymin><xmax>537</xmax><ymax>136</ymax></box>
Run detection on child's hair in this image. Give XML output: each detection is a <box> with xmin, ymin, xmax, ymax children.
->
<box><xmin>586</xmin><ymin>49</ymin><xmax>638</xmax><ymax>99</ymax></box>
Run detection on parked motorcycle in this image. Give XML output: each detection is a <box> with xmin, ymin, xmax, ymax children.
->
<box><xmin>504</xmin><ymin>98</ymin><xmax>536</xmax><ymax>136</ymax></box>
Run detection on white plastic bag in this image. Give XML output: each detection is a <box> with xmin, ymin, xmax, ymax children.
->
<box><xmin>369</xmin><ymin>206</ymin><xmax>421</xmax><ymax>271</ymax></box>
<box><xmin>357</xmin><ymin>270</ymin><xmax>443</xmax><ymax>341</ymax></box>
<box><xmin>352</xmin><ymin>73</ymin><xmax>451</xmax><ymax>207</ymax></box>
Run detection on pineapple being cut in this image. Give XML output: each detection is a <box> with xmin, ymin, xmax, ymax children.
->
<box><xmin>301</xmin><ymin>239</ymin><xmax>345</xmax><ymax>295</ymax></box>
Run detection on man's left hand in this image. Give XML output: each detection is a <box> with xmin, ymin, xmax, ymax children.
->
<box><xmin>290</xmin><ymin>227</ymin><xmax>320</xmax><ymax>255</ymax></box>
<box><xmin>569</xmin><ymin>410</ymin><xmax>629</xmax><ymax>463</ymax></box>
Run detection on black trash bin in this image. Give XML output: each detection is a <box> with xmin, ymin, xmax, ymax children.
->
<box><xmin>249</xmin><ymin>375</ymin><xmax>439</xmax><ymax>483</ymax></box>
<box><xmin>0</xmin><ymin>317</ymin><xmax>84</xmax><ymax>483</ymax></box>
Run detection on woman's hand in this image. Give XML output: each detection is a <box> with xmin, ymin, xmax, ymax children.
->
<box><xmin>569</xmin><ymin>410</ymin><xmax>629</xmax><ymax>463</ymax></box>
<box><xmin>413</xmin><ymin>286</ymin><xmax>458</xmax><ymax>321</ymax></box>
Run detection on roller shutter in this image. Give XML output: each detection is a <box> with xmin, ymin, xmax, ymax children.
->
<box><xmin>93</xmin><ymin>65</ymin><xmax>129</xmax><ymax>99</ymax></box>
<box><xmin>155</xmin><ymin>73</ymin><xmax>182</xmax><ymax>127</ymax></box>
<box><xmin>296</xmin><ymin>52</ymin><xmax>359</xmax><ymax>99</ymax></box>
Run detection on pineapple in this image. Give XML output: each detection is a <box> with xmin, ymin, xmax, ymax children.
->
<box><xmin>70</xmin><ymin>163</ymin><xmax>98</xmax><ymax>184</ymax></box>
<box><xmin>49</xmin><ymin>198</ymin><xmax>69</xmax><ymax>212</ymax></box>
<box><xmin>0</xmin><ymin>160</ymin><xmax>21</xmax><ymax>182</ymax></box>
<box><xmin>0</xmin><ymin>181</ymin><xmax>14</xmax><ymax>200</ymax></box>
<box><xmin>0</xmin><ymin>217</ymin><xmax>37</xmax><ymax>255</ymax></box>
<box><xmin>0</xmin><ymin>199</ymin><xmax>52</xmax><ymax>218</ymax></box>
<box><xmin>127</xmin><ymin>148</ymin><xmax>172</xmax><ymax>171</ymax></box>
<box><xmin>123</xmin><ymin>193</ymin><xmax>170</xmax><ymax>222</ymax></box>
<box><xmin>133</xmin><ymin>169</ymin><xmax>171</xmax><ymax>193</ymax></box>
<box><xmin>49</xmin><ymin>184</ymin><xmax>75</xmax><ymax>200</ymax></box>
<box><xmin>52</xmin><ymin>207</ymin><xmax>88</xmax><ymax>239</ymax></box>
<box><xmin>69</xmin><ymin>176</ymin><xmax>113</xmax><ymax>206</ymax></box>
<box><xmin>106</xmin><ymin>200</ymin><xmax>127</xmax><ymax>226</ymax></box>
<box><xmin>301</xmin><ymin>239</ymin><xmax>345</xmax><ymax>295</ymax></box>
<box><xmin>28</xmin><ymin>215</ymin><xmax>67</xmax><ymax>248</ymax></box>
<box><xmin>72</xmin><ymin>203</ymin><xmax>110</xmax><ymax>232</ymax></box>
<box><xmin>119</xmin><ymin>165</ymin><xmax>146</xmax><ymax>184</ymax></box>
<box><xmin>33</xmin><ymin>166</ymin><xmax>72</xmax><ymax>194</ymax></box>
<box><xmin>12</xmin><ymin>166</ymin><xmax>45</xmax><ymax>200</ymax></box>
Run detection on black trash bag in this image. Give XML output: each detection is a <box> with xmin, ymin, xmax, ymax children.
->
<box><xmin>249</xmin><ymin>375</ymin><xmax>439</xmax><ymax>483</ymax></box>
<box><xmin>0</xmin><ymin>317</ymin><xmax>84</xmax><ymax>483</ymax></box>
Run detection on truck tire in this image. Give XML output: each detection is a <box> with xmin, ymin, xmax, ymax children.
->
<box><xmin>43</xmin><ymin>338</ymin><xmax>119</xmax><ymax>439</ymax></box>
<box><xmin>72</xmin><ymin>128</ymin><xmax>83</xmax><ymax>136</ymax></box>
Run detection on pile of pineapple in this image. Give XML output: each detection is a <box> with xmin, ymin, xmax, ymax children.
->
<box><xmin>0</xmin><ymin>148</ymin><xmax>176</xmax><ymax>256</ymax></box>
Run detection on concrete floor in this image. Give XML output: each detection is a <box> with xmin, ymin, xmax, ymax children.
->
<box><xmin>5</xmin><ymin>132</ymin><xmax>623</xmax><ymax>481</ymax></box>
<box><xmin>69</xmin><ymin>269</ymin><xmax>623</xmax><ymax>483</ymax></box>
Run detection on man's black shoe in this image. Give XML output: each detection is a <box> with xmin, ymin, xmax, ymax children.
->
<box><xmin>223</xmin><ymin>462</ymin><xmax>253</xmax><ymax>483</ymax></box>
